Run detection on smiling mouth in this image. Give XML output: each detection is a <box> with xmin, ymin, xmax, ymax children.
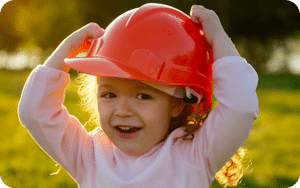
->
<box><xmin>114</xmin><ymin>126</ymin><xmax>142</xmax><ymax>134</ymax></box>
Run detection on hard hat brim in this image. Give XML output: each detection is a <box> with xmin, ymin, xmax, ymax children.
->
<box><xmin>65</xmin><ymin>56</ymin><xmax>161</xmax><ymax>84</ymax></box>
<box><xmin>65</xmin><ymin>56</ymin><xmax>205</xmax><ymax>104</ymax></box>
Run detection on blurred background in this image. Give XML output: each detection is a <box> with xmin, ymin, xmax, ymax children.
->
<box><xmin>0</xmin><ymin>0</ymin><xmax>299</xmax><ymax>187</ymax></box>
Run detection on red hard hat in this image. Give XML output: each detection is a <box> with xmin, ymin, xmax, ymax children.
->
<box><xmin>65</xmin><ymin>3</ymin><xmax>213</xmax><ymax>112</ymax></box>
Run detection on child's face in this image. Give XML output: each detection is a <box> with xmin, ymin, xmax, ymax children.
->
<box><xmin>97</xmin><ymin>77</ymin><xmax>182</xmax><ymax>156</ymax></box>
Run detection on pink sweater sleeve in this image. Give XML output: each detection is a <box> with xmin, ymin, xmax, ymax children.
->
<box><xmin>204</xmin><ymin>56</ymin><xmax>259</xmax><ymax>178</ymax></box>
<box><xmin>18</xmin><ymin>65</ymin><xmax>94</xmax><ymax>182</ymax></box>
<box><xmin>174</xmin><ymin>56</ymin><xmax>259</xmax><ymax>181</ymax></box>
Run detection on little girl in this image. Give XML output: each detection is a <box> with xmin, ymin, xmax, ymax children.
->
<box><xmin>18</xmin><ymin>3</ymin><xmax>258</xmax><ymax>188</ymax></box>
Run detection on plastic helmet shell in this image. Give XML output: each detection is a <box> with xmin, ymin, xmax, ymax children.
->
<box><xmin>65</xmin><ymin>3</ymin><xmax>213</xmax><ymax>111</ymax></box>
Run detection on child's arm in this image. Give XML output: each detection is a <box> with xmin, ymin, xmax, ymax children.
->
<box><xmin>189</xmin><ymin>6</ymin><xmax>258</xmax><ymax>177</ymax></box>
<box><xmin>44</xmin><ymin>22</ymin><xmax>104</xmax><ymax>72</ymax></box>
<box><xmin>18</xmin><ymin>23</ymin><xmax>104</xmax><ymax>181</ymax></box>
<box><xmin>190</xmin><ymin>5</ymin><xmax>240</xmax><ymax>61</ymax></box>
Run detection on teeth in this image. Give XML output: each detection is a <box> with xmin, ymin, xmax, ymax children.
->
<box><xmin>118</xmin><ymin>126</ymin><xmax>132</xmax><ymax>131</ymax></box>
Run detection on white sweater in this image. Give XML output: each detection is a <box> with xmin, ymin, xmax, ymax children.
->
<box><xmin>18</xmin><ymin>56</ymin><xmax>259</xmax><ymax>187</ymax></box>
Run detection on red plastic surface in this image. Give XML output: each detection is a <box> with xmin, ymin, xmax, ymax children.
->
<box><xmin>65</xmin><ymin>3</ymin><xmax>213</xmax><ymax>111</ymax></box>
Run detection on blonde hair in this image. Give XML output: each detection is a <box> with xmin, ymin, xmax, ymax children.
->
<box><xmin>76</xmin><ymin>73</ymin><xmax>100</xmax><ymax>128</ymax></box>
<box><xmin>76</xmin><ymin>73</ymin><xmax>251</xmax><ymax>187</ymax></box>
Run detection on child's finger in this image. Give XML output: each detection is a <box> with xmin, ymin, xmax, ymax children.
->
<box><xmin>84</xmin><ymin>23</ymin><xmax>105</xmax><ymax>44</ymax></box>
<box><xmin>69</xmin><ymin>23</ymin><xmax>104</xmax><ymax>43</ymax></box>
<box><xmin>83</xmin><ymin>22</ymin><xmax>105</xmax><ymax>40</ymax></box>
<box><xmin>189</xmin><ymin>5</ymin><xmax>224</xmax><ymax>45</ymax></box>
<box><xmin>73</xmin><ymin>22</ymin><xmax>104</xmax><ymax>45</ymax></box>
<box><xmin>68</xmin><ymin>23</ymin><xmax>104</xmax><ymax>49</ymax></box>
<box><xmin>190</xmin><ymin>5</ymin><xmax>202</xmax><ymax>24</ymax></box>
<box><xmin>190</xmin><ymin>5</ymin><xmax>211</xmax><ymax>24</ymax></box>
<box><xmin>190</xmin><ymin>5</ymin><xmax>204</xmax><ymax>14</ymax></box>
<box><xmin>64</xmin><ymin>23</ymin><xmax>105</xmax><ymax>58</ymax></box>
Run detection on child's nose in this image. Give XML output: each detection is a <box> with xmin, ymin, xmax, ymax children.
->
<box><xmin>114</xmin><ymin>99</ymin><xmax>134</xmax><ymax>117</ymax></box>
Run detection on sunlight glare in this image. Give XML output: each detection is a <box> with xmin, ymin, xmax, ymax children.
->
<box><xmin>7</xmin><ymin>50</ymin><xmax>28</xmax><ymax>70</ymax></box>
<box><xmin>288</xmin><ymin>54</ymin><xmax>300</xmax><ymax>75</ymax></box>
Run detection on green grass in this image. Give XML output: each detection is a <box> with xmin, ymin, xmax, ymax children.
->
<box><xmin>1</xmin><ymin>69</ymin><xmax>299</xmax><ymax>188</ymax></box>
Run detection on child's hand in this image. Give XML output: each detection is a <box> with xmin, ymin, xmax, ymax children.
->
<box><xmin>44</xmin><ymin>23</ymin><xmax>104</xmax><ymax>72</ymax></box>
<box><xmin>190</xmin><ymin>5</ymin><xmax>240</xmax><ymax>61</ymax></box>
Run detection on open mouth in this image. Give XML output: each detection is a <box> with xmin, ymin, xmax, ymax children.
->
<box><xmin>114</xmin><ymin>126</ymin><xmax>142</xmax><ymax>139</ymax></box>
<box><xmin>114</xmin><ymin>126</ymin><xmax>142</xmax><ymax>134</ymax></box>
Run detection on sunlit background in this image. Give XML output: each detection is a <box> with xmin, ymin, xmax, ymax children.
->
<box><xmin>0</xmin><ymin>0</ymin><xmax>300</xmax><ymax>187</ymax></box>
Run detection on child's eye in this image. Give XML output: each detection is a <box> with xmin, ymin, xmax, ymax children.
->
<box><xmin>137</xmin><ymin>93</ymin><xmax>152</xmax><ymax>100</ymax></box>
<box><xmin>101</xmin><ymin>92</ymin><xmax>116</xmax><ymax>99</ymax></box>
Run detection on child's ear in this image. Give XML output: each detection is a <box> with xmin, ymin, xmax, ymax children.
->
<box><xmin>171</xmin><ymin>98</ymin><xmax>186</xmax><ymax>118</ymax></box>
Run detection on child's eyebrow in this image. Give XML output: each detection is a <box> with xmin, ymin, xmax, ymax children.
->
<box><xmin>135</xmin><ymin>86</ymin><xmax>160</xmax><ymax>94</ymax></box>
<box><xmin>98</xmin><ymin>84</ymin><xmax>160</xmax><ymax>94</ymax></box>
<box><xmin>135</xmin><ymin>86</ymin><xmax>149</xmax><ymax>90</ymax></box>
<box><xmin>98</xmin><ymin>84</ymin><xmax>114</xmax><ymax>89</ymax></box>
